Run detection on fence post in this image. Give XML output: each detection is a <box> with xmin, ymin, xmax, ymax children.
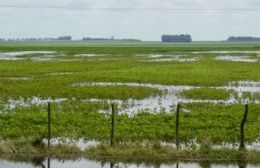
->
<box><xmin>110</xmin><ymin>104</ymin><xmax>115</xmax><ymax>146</ymax></box>
<box><xmin>47</xmin><ymin>157</ymin><xmax>50</xmax><ymax>168</ymax></box>
<box><xmin>176</xmin><ymin>104</ymin><xmax>180</xmax><ymax>150</ymax></box>
<box><xmin>239</xmin><ymin>104</ymin><xmax>249</xmax><ymax>150</ymax></box>
<box><xmin>47</xmin><ymin>102</ymin><xmax>51</xmax><ymax>148</ymax></box>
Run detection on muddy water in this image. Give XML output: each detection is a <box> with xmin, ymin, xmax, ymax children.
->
<box><xmin>0</xmin><ymin>157</ymin><xmax>259</xmax><ymax>168</ymax></box>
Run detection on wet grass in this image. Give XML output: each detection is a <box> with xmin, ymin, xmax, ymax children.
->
<box><xmin>0</xmin><ymin>102</ymin><xmax>259</xmax><ymax>143</ymax></box>
<box><xmin>0</xmin><ymin>139</ymin><xmax>259</xmax><ymax>163</ymax></box>
<box><xmin>85</xmin><ymin>143</ymin><xmax>260</xmax><ymax>163</ymax></box>
<box><xmin>242</xmin><ymin>92</ymin><xmax>260</xmax><ymax>101</ymax></box>
<box><xmin>0</xmin><ymin>42</ymin><xmax>259</xmax><ymax>160</ymax></box>
<box><xmin>180</xmin><ymin>88</ymin><xmax>233</xmax><ymax>100</ymax></box>
<box><xmin>0</xmin><ymin>82</ymin><xmax>159</xmax><ymax>100</ymax></box>
<box><xmin>0</xmin><ymin>58</ymin><xmax>260</xmax><ymax>87</ymax></box>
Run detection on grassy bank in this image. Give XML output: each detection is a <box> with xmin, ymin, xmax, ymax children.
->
<box><xmin>85</xmin><ymin>143</ymin><xmax>260</xmax><ymax>163</ymax></box>
<box><xmin>0</xmin><ymin>139</ymin><xmax>259</xmax><ymax>163</ymax></box>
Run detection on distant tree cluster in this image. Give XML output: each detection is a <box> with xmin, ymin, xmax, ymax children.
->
<box><xmin>82</xmin><ymin>37</ymin><xmax>141</xmax><ymax>42</ymax></box>
<box><xmin>82</xmin><ymin>37</ymin><xmax>114</xmax><ymax>41</ymax></box>
<box><xmin>227</xmin><ymin>36</ymin><xmax>260</xmax><ymax>42</ymax></box>
<box><xmin>0</xmin><ymin>36</ymin><xmax>72</xmax><ymax>42</ymax></box>
<box><xmin>56</xmin><ymin>36</ymin><xmax>72</xmax><ymax>41</ymax></box>
<box><xmin>161</xmin><ymin>34</ymin><xmax>192</xmax><ymax>43</ymax></box>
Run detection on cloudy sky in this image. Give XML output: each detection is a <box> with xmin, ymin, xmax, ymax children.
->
<box><xmin>0</xmin><ymin>0</ymin><xmax>260</xmax><ymax>41</ymax></box>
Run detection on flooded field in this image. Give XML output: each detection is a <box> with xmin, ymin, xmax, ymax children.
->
<box><xmin>215</xmin><ymin>55</ymin><xmax>258</xmax><ymax>62</ymax></box>
<box><xmin>0</xmin><ymin>43</ymin><xmax>259</xmax><ymax>163</ymax></box>
<box><xmin>3</xmin><ymin>80</ymin><xmax>259</xmax><ymax>114</ymax></box>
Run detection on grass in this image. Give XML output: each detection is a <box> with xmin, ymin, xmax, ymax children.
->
<box><xmin>85</xmin><ymin>143</ymin><xmax>260</xmax><ymax>163</ymax></box>
<box><xmin>0</xmin><ymin>139</ymin><xmax>81</xmax><ymax>155</ymax></box>
<box><xmin>0</xmin><ymin>139</ymin><xmax>259</xmax><ymax>163</ymax></box>
<box><xmin>0</xmin><ymin>42</ymin><xmax>259</xmax><ymax>161</ymax></box>
<box><xmin>180</xmin><ymin>88</ymin><xmax>234</xmax><ymax>100</ymax></box>
<box><xmin>0</xmin><ymin>82</ymin><xmax>159</xmax><ymax>100</ymax></box>
<box><xmin>0</xmin><ymin>102</ymin><xmax>259</xmax><ymax>143</ymax></box>
<box><xmin>242</xmin><ymin>92</ymin><xmax>260</xmax><ymax>101</ymax></box>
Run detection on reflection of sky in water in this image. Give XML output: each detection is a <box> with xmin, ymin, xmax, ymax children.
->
<box><xmin>0</xmin><ymin>51</ymin><xmax>56</xmax><ymax>60</ymax></box>
<box><xmin>215</xmin><ymin>55</ymin><xmax>258</xmax><ymax>62</ymax></box>
<box><xmin>0</xmin><ymin>158</ymin><xmax>259</xmax><ymax>168</ymax></box>
<box><xmin>2</xmin><ymin>81</ymin><xmax>260</xmax><ymax>115</ymax></box>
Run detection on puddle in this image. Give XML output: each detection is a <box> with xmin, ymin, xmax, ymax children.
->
<box><xmin>212</xmin><ymin>141</ymin><xmax>260</xmax><ymax>151</ymax></box>
<box><xmin>215</xmin><ymin>55</ymin><xmax>258</xmax><ymax>62</ymax></box>
<box><xmin>49</xmin><ymin>72</ymin><xmax>73</xmax><ymax>76</ymax></box>
<box><xmin>1</xmin><ymin>77</ymin><xmax>33</xmax><ymax>81</ymax></box>
<box><xmin>146</xmin><ymin>57</ymin><xmax>199</xmax><ymax>62</ymax></box>
<box><xmin>161</xmin><ymin>140</ymin><xmax>260</xmax><ymax>151</ymax></box>
<box><xmin>75</xmin><ymin>53</ymin><xmax>105</xmax><ymax>57</ymax></box>
<box><xmin>0</xmin><ymin>51</ymin><xmax>56</xmax><ymax>60</ymax></box>
<box><xmin>191</xmin><ymin>51</ymin><xmax>260</xmax><ymax>54</ymax></box>
<box><xmin>5</xmin><ymin>97</ymin><xmax>67</xmax><ymax>110</ymax></box>
<box><xmin>139</xmin><ymin>54</ymin><xmax>199</xmax><ymax>62</ymax></box>
<box><xmin>216</xmin><ymin>81</ymin><xmax>260</xmax><ymax>101</ymax></box>
<box><xmin>0</xmin><ymin>157</ymin><xmax>259</xmax><ymax>168</ymax></box>
<box><xmin>43</xmin><ymin>138</ymin><xmax>100</xmax><ymax>150</ymax></box>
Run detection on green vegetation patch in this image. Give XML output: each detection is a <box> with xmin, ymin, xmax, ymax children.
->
<box><xmin>85</xmin><ymin>143</ymin><xmax>260</xmax><ymax>163</ymax></box>
<box><xmin>0</xmin><ymin>81</ymin><xmax>159</xmax><ymax>100</ymax></box>
<box><xmin>180</xmin><ymin>88</ymin><xmax>234</xmax><ymax>100</ymax></box>
<box><xmin>242</xmin><ymin>92</ymin><xmax>260</xmax><ymax>101</ymax></box>
<box><xmin>0</xmin><ymin>102</ymin><xmax>259</xmax><ymax>143</ymax></box>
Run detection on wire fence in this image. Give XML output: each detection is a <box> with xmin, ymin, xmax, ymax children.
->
<box><xmin>0</xmin><ymin>101</ymin><xmax>259</xmax><ymax>150</ymax></box>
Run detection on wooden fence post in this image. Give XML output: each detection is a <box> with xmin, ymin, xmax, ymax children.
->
<box><xmin>110</xmin><ymin>104</ymin><xmax>115</xmax><ymax>146</ymax></box>
<box><xmin>47</xmin><ymin>102</ymin><xmax>51</xmax><ymax>148</ymax></box>
<box><xmin>47</xmin><ymin>157</ymin><xmax>50</xmax><ymax>168</ymax></box>
<box><xmin>176</xmin><ymin>104</ymin><xmax>180</xmax><ymax>150</ymax></box>
<box><xmin>239</xmin><ymin>104</ymin><xmax>249</xmax><ymax>150</ymax></box>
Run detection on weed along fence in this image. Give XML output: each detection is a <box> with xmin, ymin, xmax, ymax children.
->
<box><xmin>42</xmin><ymin>102</ymin><xmax>257</xmax><ymax>150</ymax></box>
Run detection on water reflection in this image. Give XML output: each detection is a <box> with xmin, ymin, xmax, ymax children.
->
<box><xmin>0</xmin><ymin>156</ymin><xmax>259</xmax><ymax>168</ymax></box>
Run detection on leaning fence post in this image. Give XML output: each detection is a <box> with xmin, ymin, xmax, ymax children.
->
<box><xmin>239</xmin><ymin>104</ymin><xmax>249</xmax><ymax>150</ymax></box>
<box><xmin>176</xmin><ymin>104</ymin><xmax>180</xmax><ymax>150</ymax></box>
<box><xmin>110</xmin><ymin>104</ymin><xmax>115</xmax><ymax>146</ymax></box>
<box><xmin>47</xmin><ymin>102</ymin><xmax>51</xmax><ymax>148</ymax></box>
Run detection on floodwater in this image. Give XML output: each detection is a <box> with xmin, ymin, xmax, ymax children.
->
<box><xmin>75</xmin><ymin>53</ymin><xmax>105</xmax><ymax>57</ymax></box>
<box><xmin>0</xmin><ymin>51</ymin><xmax>56</xmax><ymax>60</ymax></box>
<box><xmin>0</xmin><ymin>157</ymin><xmax>259</xmax><ymax>168</ymax></box>
<box><xmin>139</xmin><ymin>54</ymin><xmax>199</xmax><ymax>62</ymax></box>
<box><xmin>190</xmin><ymin>51</ymin><xmax>260</xmax><ymax>54</ymax></box>
<box><xmin>40</xmin><ymin>138</ymin><xmax>260</xmax><ymax>151</ymax></box>
<box><xmin>215</xmin><ymin>55</ymin><xmax>258</xmax><ymax>62</ymax></box>
<box><xmin>75</xmin><ymin>81</ymin><xmax>260</xmax><ymax>114</ymax></box>
<box><xmin>3</xmin><ymin>81</ymin><xmax>260</xmax><ymax>114</ymax></box>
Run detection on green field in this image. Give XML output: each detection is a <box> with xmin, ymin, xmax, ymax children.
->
<box><xmin>0</xmin><ymin>41</ymin><xmax>259</xmax><ymax>154</ymax></box>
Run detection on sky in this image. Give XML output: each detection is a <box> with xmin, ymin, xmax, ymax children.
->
<box><xmin>0</xmin><ymin>0</ymin><xmax>260</xmax><ymax>41</ymax></box>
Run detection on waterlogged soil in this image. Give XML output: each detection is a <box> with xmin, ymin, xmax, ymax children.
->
<box><xmin>139</xmin><ymin>54</ymin><xmax>200</xmax><ymax>62</ymax></box>
<box><xmin>2</xmin><ymin>81</ymin><xmax>260</xmax><ymax>114</ymax></box>
<box><xmin>75</xmin><ymin>81</ymin><xmax>260</xmax><ymax>114</ymax></box>
<box><xmin>215</xmin><ymin>55</ymin><xmax>259</xmax><ymax>62</ymax></box>
<box><xmin>40</xmin><ymin>138</ymin><xmax>260</xmax><ymax>151</ymax></box>
<box><xmin>0</xmin><ymin>158</ymin><xmax>259</xmax><ymax>168</ymax></box>
<box><xmin>0</xmin><ymin>51</ymin><xmax>56</xmax><ymax>61</ymax></box>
